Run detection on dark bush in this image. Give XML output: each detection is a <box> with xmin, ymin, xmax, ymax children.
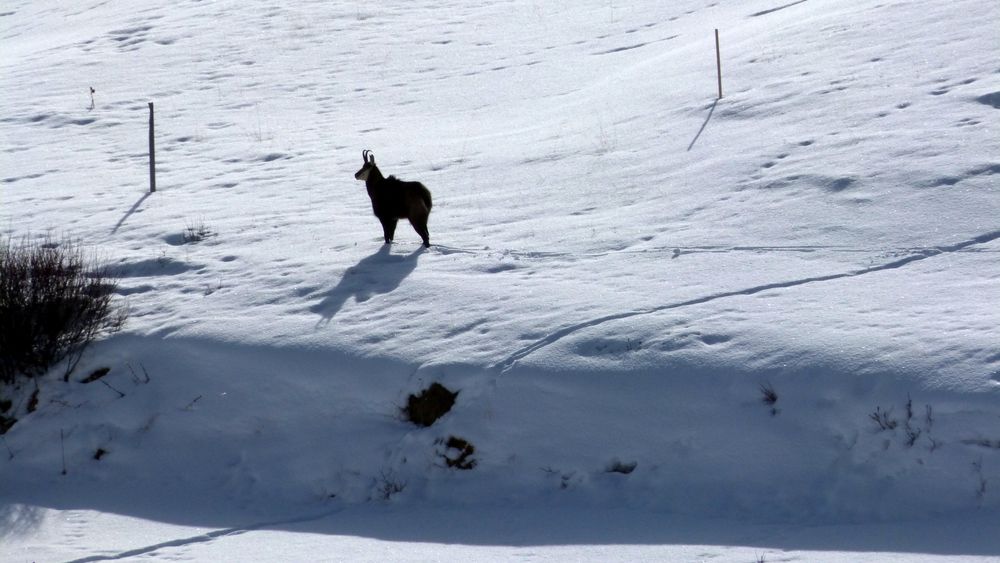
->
<box><xmin>0</xmin><ymin>237</ymin><xmax>127</xmax><ymax>384</ymax></box>
<box><xmin>403</xmin><ymin>382</ymin><xmax>458</xmax><ymax>427</ymax></box>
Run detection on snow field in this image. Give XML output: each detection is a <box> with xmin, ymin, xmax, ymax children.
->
<box><xmin>1</xmin><ymin>0</ymin><xmax>999</xmax><ymax>560</ymax></box>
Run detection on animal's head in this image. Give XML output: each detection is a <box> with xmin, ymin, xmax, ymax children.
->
<box><xmin>355</xmin><ymin>150</ymin><xmax>377</xmax><ymax>181</ymax></box>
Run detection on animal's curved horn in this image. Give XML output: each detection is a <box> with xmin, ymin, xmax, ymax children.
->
<box><xmin>362</xmin><ymin>149</ymin><xmax>371</xmax><ymax>163</ymax></box>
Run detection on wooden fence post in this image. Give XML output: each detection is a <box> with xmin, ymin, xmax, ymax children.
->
<box><xmin>715</xmin><ymin>29</ymin><xmax>723</xmax><ymax>99</ymax></box>
<box><xmin>148</xmin><ymin>102</ymin><xmax>156</xmax><ymax>193</ymax></box>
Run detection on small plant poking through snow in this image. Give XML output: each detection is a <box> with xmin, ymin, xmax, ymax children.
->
<box><xmin>870</xmin><ymin>406</ymin><xmax>898</xmax><ymax>431</ymax></box>
<box><xmin>182</xmin><ymin>222</ymin><xmax>215</xmax><ymax>244</ymax></box>
<box><xmin>374</xmin><ymin>469</ymin><xmax>406</xmax><ymax>501</ymax></box>
<box><xmin>902</xmin><ymin>395</ymin><xmax>922</xmax><ymax>447</ymax></box>
<box><xmin>759</xmin><ymin>382</ymin><xmax>779</xmax><ymax>416</ymax></box>
<box><xmin>972</xmin><ymin>457</ymin><xmax>987</xmax><ymax>504</ymax></box>
<box><xmin>403</xmin><ymin>382</ymin><xmax>458</xmax><ymax>427</ymax></box>
<box><xmin>865</xmin><ymin>396</ymin><xmax>944</xmax><ymax>451</ymax></box>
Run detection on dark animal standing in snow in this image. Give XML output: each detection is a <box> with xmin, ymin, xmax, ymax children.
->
<box><xmin>354</xmin><ymin>150</ymin><xmax>432</xmax><ymax>247</ymax></box>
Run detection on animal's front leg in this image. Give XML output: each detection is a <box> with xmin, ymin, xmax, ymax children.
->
<box><xmin>379</xmin><ymin>217</ymin><xmax>398</xmax><ymax>244</ymax></box>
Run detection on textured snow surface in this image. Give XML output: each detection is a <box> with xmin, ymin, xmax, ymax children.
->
<box><xmin>1</xmin><ymin>0</ymin><xmax>998</xmax><ymax>560</ymax></box>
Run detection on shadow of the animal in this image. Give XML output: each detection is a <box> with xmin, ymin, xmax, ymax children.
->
<box><xmin>311</xmin><ymin>245</ymin><xmax>423</xmax><ymax>323</ymax></box>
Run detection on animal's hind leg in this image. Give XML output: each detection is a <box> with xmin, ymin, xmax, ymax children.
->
<box><xmin>409</xmin><ymin>214</ymin><xmax>430</xmax><ymax>247</ymax></box>
<box><xmin>379</xmin><ymin>217</ymin><xmax>398</xmax><ymax>244</ymax></box>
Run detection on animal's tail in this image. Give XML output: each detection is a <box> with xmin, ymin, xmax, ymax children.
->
<box><xmin>422</xmin><ymin>186</ymin><xmax>433</xmax><ymax>211</ymax></box>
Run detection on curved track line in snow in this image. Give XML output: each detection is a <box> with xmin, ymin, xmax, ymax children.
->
<box><xmin>494</xmin><ymin>230</ymin><xmax>1000</xmax><ymax>372</ymax></box>
<box><xmin>64</xmin><ymin>510</ymin><xmax>339</xmax><ymax>563</ymax></box>
<box><xmin>434</xmin><ymin>242</ymin><xmax>999</xmax><ymax>262</ymax></box>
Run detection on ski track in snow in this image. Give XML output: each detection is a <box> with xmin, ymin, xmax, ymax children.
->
<box><xmin>495</xmin><ymin>229</ymin><xmax>1000</xmax><ymax>372</ymax></box>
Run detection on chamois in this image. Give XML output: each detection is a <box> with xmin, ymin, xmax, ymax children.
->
<box><xmin>354</xmin><ymin>150</ymin><xmax>433</xmax><ymax>247</ymax></box>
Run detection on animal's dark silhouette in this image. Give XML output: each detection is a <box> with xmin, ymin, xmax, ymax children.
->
<box><xmin>354</xmin><ymin>150</ymin><xmax>432</xmax><ymax>247</ymax></box>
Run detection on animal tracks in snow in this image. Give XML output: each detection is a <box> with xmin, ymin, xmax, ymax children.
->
<box><xmin>928</xmin><ymin>77</ymin><xmax>978</xmax><ymax>97</ymax></box>
<box><xmin>921</xmin><ymin>163</ymin><xmax>1000</xmax><ymax>189</ymax></box>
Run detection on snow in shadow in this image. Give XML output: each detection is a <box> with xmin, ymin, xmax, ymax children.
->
<box><xmin>0</xmin><ymin>503</ymin><xmax>44</xmax><ymax>541</ymax></box>
<box><xmin>54</xmin><ymin>505</ymin><xmax>1000</xmax><ymax>561</ymax></box>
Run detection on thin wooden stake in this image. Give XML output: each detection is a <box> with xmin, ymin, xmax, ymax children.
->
<box><xmin>715</xmin><ymin>29</ymin><xmax>723</xmax><ymax>99</ymax></box>
<box><xmin>148</xmin><ymin>102</ymin><xmax>157</xmax><ymax>193</ymax></box>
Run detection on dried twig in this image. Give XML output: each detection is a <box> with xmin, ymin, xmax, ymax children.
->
<box><xmin>60</xmin><ymin>429</ymin><xmax>67</xmax><ymax>475</ymax></box>
<box><xmin>100</xmin><ymin>379</ymin><xmax>125</xmax><ymax>398</ymax></box>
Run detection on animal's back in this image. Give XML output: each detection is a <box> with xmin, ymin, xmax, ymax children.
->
<box><xmin>378</xmin><ymin>176</ymin><xmax>432</xmax><ymax>217</ymax></box>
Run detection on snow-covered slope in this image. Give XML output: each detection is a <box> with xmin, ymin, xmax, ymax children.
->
<box><xmin>2</xmin><ymin>0</ymin><xmax>999</xmax><ymax>560</ymax></box>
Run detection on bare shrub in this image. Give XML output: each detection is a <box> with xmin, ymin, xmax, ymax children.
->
<box><xmin>440</xmin><ymin>436</ymin><xmax>477</xmax><ymax>470</ymax></box>
<box><xmin>0</xmin><ymin>237</ymin><xmax>127</xmax><ymax>384</ymax></box>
